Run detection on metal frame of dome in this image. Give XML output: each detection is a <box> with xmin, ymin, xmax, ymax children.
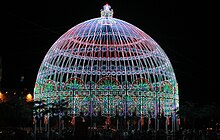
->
<box><xmin>34</xmin><ymin>4</ymin><xmax>179</xmax><ymax>132</ymax></box>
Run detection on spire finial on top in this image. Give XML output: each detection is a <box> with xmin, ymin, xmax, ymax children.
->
<box><xmin>101</xmin><ymin>4</ymin><xmax>113</xmax><ymax>18</ymax></box>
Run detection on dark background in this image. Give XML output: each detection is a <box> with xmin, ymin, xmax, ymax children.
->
<box><xmin>1</xmin><ymin>1</ymin><xmax>215</xmax><ymax>104</ymax></box>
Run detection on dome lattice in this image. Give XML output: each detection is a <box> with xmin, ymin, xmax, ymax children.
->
<box><xmin>34</xmin><ymin>4</ymin><xmax>179</xmax><ymax>118</ymax></box>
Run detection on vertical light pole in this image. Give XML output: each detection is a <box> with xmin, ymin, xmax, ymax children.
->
<box><xmin>165</xmin><ymin>116</ymin><xmax>168</xmax><ymax>135</ymax></box>
<box><xmin>172</xmin><ymin>98</ymin><xmax>176</xmax><ymax>134</ymax></box>
<box><xmin>148</xmin><ymin>117</ymin><xmax>151</xmax><ymax>131</ymax></box>
<box><xmin>89</xmin><ymin>81</ymin><xmax>93</xmax><ymax>137</ymax></box>
<box><xmin>116</xmin><ymin>103</ymin><xmax>118</xmax><ymax>131</ymax></box>
<box><xmin>141</xmin><ymin>93</ymin><xmax>143</xmax><ymax>132</ymax></box>
<box><xmin>33</xmin><ymin>108</ymin><xmax>37</xmax><ymax>140</ymax></box>
<box><xmin>125</xmin><ymin>83</ymin><xmax>128</xmax><ymax>131</ymax></box>
<box><xmin>155</xmin><ymin>91</ymin><xmax>157</xmax><ymax>131</ymax></box>
<box><xmin>107</xmin><ymin>87</ymin><xmax>110</xmax><ymax>129</ymax></box>
<box><xmin>158</xmin><ymin>97</ymin><xmax>161</xmax><ymax>131</ymax></box>
<box><xmin>47</xmin><ymin>96</ymin><xmax>50</xmax><ymax>140</ymax></box>
<box><xmin>72</xmin><ymin>87</ymin><xmax>75</xmax><ymax>136</ymax></box>
<box><xmin>58</xmin><ymin>96</ymin><xmax>61</xmax><ymax>136</ymax></box>
<box><xmin>32</xmin><ymin>99</ymin><xmax>38</xmax><ymax>140</ymax></box>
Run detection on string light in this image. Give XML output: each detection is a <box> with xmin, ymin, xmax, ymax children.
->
<box><xmin>34</xmin><ymin>4</ymin><xmax>179</xmax><ymax>119</ymax></box>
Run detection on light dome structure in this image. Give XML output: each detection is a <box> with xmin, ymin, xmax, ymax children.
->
<box><xmin>34</xmin><ymin>4</ymin><xmax>179</xmax><ymax>121</ymax></box>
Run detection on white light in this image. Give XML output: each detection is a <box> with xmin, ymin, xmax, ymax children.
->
<box><xmin>104</xmin><ymin>4</ymin><xmax>111</xmax><ymax>11</ymax></box>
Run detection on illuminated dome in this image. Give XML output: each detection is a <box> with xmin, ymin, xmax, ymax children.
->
<box><xmin>34</xmin><ymin>4</ymin><xmax>179</xmax><ymax>119</ymax></box>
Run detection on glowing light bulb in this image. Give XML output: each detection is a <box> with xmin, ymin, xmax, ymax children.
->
<box><xmin>26</xmin><ymin>93</ymin><xmax>33</xmax><ymax>102</ymax></box>
<box><xmin>104</xmin><ymin>4</ymin><xmax>110</xmax><ymax>11</ymax></box>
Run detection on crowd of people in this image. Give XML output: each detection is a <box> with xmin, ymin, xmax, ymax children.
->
<box><xmin>0</xmin><ymin>127</ymin><xmax>220</xmax><ymax>140</ymax></box>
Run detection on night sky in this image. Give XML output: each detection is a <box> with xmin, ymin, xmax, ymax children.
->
<box><xmin>1</xmin><ymin>1</ymin><xmax>214</xmax><ymax>103</ymax></box>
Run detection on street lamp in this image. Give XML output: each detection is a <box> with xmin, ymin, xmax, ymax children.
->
<box><xmin>0</xmin><ymin>91</ymin><xmax>7</xmax><ymax>103</ymax></box>
<box><xmin>26</xmin><ymin>93</ymin><xmax>33</xmax><ymax>102</ymax></box>
<box><xmin>0</xmin><ymin>91</ymin><xmax>4</xmax><ymax>102</ymax></box>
